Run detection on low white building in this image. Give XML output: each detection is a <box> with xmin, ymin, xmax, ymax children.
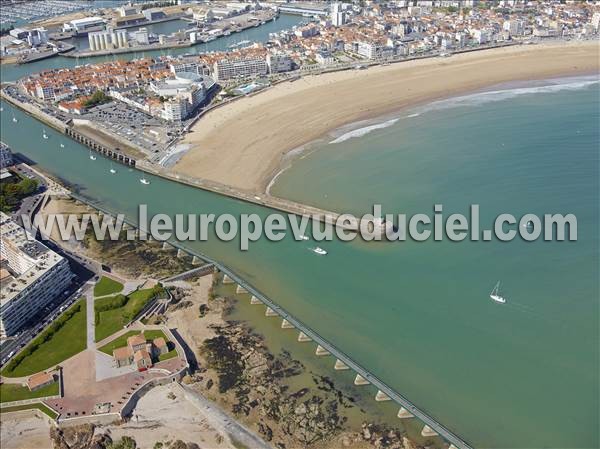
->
<box><xmin>63</xmin><ymin>17</ymin><xmax>107</xmax><ymax>35</ymax></box>
<box><xmin>0</xmin><ymin>213</ymin><xmax>74</xmax><ymax>337</ymax></box>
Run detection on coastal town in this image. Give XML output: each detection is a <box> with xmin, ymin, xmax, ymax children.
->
<box><xmin>2</xmin><ymin>0</ymin><xmax>599</xmax><ymax>166</ymax></box>
<box><xmin>1</xmin><ymin>1</ymin><xmax>599</xmax><ymax>449</ymax></box>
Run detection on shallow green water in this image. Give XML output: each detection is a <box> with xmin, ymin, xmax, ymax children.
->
<box><xmin>1</xmin><ymin>75</ymin><xmax>598</xmax><ymax>448</ymax></box>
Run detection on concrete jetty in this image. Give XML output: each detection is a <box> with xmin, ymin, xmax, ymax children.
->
<box><xmin>297</xmin><ymin>332</ymin><xmax>312</xmax><ymax>342</ymax></box>
<box><xmin>375</xmin><ymin>390</ymin><xmax>391</xmax><ymax>401</ymax></box>
<box><xmin>354</xmin><ymin>374</ymin><xmax>370</xmax><ymax>386</ymax></box>
<box><xmin>281</xmin><ymin>319</ymin><xmax>295</xmax><ymax>329</ymax></box>
<box><xmin>421</xmin><ymin>425</ymin><xmax>439</xmax><ymax>437</ymax></box>
<box><xmin>397</xmin><ymin>407</ymin><xmax>414</xmax><ymax>419</ymax></box>
<box><xmin>334</xmin><ymin>359</ymin><xmax>350</xmax><ymax>370</ymax></box>
<box><xmin>315</xmin><ymin>345</ymin><xmax>330</xmax><ymax>356</ymax></box>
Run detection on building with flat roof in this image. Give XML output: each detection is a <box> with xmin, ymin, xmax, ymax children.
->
<box><xmin>63</xmin><ymin>17</ymin><xmax>107</xmax><ymax>35</ymax></box>
<box><xmin>213</xmin><ymin>57</ymin><xmax>268</xmax><ymax>81</ymax></box>
<box><xmin>0</xmin><ymin>213</ymin><xmax>73</xmax><ymax>337</ymax></box>
<box><xmin>0</xmin><ymin>142</ymin><xmax>14</xmax><ymax>169</ymax></box>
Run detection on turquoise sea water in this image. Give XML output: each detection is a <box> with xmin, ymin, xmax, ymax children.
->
<box><xmin>1</xmin><ymin>75</ymin><xmax>598</xmax><ymax>447</ymax></box>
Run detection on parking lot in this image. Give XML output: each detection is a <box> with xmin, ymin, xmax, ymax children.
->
<box><xmin>83</xmin><ymin>102</ymin><xmax>181</xmax><ymax>156</ymax></box>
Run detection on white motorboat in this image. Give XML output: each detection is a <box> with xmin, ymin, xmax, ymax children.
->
<box><xmin>299</xmin><ymin>235</ymin><xmax>309</xmax><ymax>241</ymax></box>
<box><xmin>490</xmin><ymin>281</ymin><xmax>506</xmax><ymax>304</ymax></box>
<box><xmin>42</xmin><ymin>130</ymin><xmax>48</xmax><ymax>139</ymax></box>
<box><xmin>140</xmin><ymin>178</ymin><xmax>150</xmax><ymax>185</ymax></box>
<box><xmin>311</xmin><ymin>247</ymin><xmax>327</xmax><ymax>255</ymax></box>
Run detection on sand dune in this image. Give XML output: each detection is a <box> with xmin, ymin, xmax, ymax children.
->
<box><xmin>172</xmin><ymin>41</ymin><xmax>599</xmax><ymax>193</ymax></box>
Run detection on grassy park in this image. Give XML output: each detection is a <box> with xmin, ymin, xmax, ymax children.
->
<box><xmin>1</xmin><ymin>300</ymin><xmax>87</xmax><ymax>378</ymax></box>
<box><xmin>93</xmin><ymin>276</ymin><xmax>124</xmax><ymax>297</ymax></box>
<box><xmin>0</xmin><ymin>381</ymin><xmax>59</xmax><ymax>403</ymax></box>
<box><xmin>94</xmin><ymin>286</ymin><xmax>165</xmax><ymax>342</ymax></box>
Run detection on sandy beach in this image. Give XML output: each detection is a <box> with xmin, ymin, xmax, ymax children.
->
<box><xmin>172</xmin><ymin>40</ymin><xmax>599</xmax><ymax>193</ymax></box>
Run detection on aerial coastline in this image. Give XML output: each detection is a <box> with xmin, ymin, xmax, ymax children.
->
<box><xmin>173</xmin><ymin>40</ymin><xmax>599</xmax><ymax>194</ymax></box>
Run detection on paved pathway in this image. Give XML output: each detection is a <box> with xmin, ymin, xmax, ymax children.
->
<box><xmin>85</xmin><ymin>283</ymin><xmax>95</xmax><ymax>349</ymax></box>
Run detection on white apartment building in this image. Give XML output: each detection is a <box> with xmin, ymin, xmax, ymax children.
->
<box><xmin>503</xmin><ymin>19</ymin><xmax>524</xmax><ymax>36</ymax></box>
<box><xmin>0</xmin><ymin>143</ymin><xmax>13</xmax><ymax>169</ymax></box>
<box><xmin>331</xmin><ymin>2</ymin><xmax>346</xmax><ymax>27</ymax></box>
<box><xmin>35</xmin><ymin>84</ymin><xmax>55</xmax><ymax>101</ymax></box>
<box><xmin>357</xmin><ymin>41</ymin><xmax>383</xmax><ymax>59</ymax></box>
<box><xmin>0</xmin><ymin>213</ymin><xmax>73</xmax><ymax>337</ymax></box>
<box><xmin>213</xmin><ymin>57</ymin><xmax>268</xmax><ymax>81</ymax></box>
<box><xmin>266</xmin><ymin>53</ymin><xmax>293</xmax><ymax>73</ymax></box>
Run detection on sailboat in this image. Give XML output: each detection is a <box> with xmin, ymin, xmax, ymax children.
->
<box><xmin>42</xmin><ymin>129</ymin><xmax>48</xmax><ymax>139</ymax></box>
<box><xmin>490</xmin><ymin>281</ymin><xmax>506</xmax><ymax>304</ymax></box>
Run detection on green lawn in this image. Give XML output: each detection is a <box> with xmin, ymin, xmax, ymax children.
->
<box><xmin>0</xmin><ymin>402</ymin><xmax>58</xmax><ymax>419</ymax></box>
<box><xmin>1</xmin><ymin>300</ymin><xmax>87</xmax><ymax>378</ymax></box>
<box><xmin>0</xmin><ymin>382</ymin><xmax>59</xmax><ymax>403</ymax></box>
<box><xmin>94</xmin><ymin>276</ymin><xmax>124</xmax><ymax>297</ymax></box>
<box><xmin>97</xmin><ymin>330</ymin><xmax>139</xmax><ymax>355</ymax></box>
<box><xmin>94</xmin><ymin>287</ymin><xmax>164</xmax><ymax>342</ymax></box>
<box><xmin>158</xmin><ymin>349</ymin><xmax>177</xmax><ymax>362</ymax></box>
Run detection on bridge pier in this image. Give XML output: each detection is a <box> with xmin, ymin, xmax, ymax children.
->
<box><xmin>315</xmin><ymin>345</ymin><xmax>330</xmax><ymax>356</ymax></box>
<box><xmin>354</xmin><ymin>374</ymin><xmax>370</xmax><ymax>386</ymax></box>
<box><xmin>375</xmin><ymin>390</ymin><xmax>391</xmax><ymax>402</ymax></box>
<box><xmin>297</xmin><ymin>332</ymin><xmax>312</xmax><ymax>342</ymax></box>
<box><xmin>281</xmin><ymin>319</ymin><xmax>294</xmax><ymax>329</ymax></box>
<box><xmin>334</xmin><ymin>359</ymin><xmax>349</xmax><ymax>370</ymax></box>
<box><xmin>265</xmin><ymin>307</ymin><xmax>278</xmax><ymax>317</ymax></box>
<box><xmin>421</xmin><ymin>425</ymin><xmax>438</xmax><ymax>438</ymax></box>
<box><xmin>397</xmin><ymin>407</ymin><xmax>414</xmax><ymax>419</ymax></box>
<box><xmin>250</xmin><ymin>296</ymin><xmax>262</xmax><ymax>305</ymax></box>
<box><xmin>222</xmin><ymin>274</ymin><xmax>234</xmax><ymax>284</ymax></box>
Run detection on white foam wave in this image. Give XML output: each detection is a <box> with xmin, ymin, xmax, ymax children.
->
<box><xmin>405</xmin><ymin>112</ymin><xmax>421</xmax><ymax>118</ymax></box>
<box><xmin>329</xmin><ymin>118</ymin><xmax>399</xmax><ymax>144</ymax></box>
<box><xmin>420</xmin><ymin>76</ymin><xmax>599</xmax><ymax>113</ymax></box>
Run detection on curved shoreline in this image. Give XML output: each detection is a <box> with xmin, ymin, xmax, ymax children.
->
<box><xmin>171</xmin><ymin>40</ymin><xmax>600</xmax><ymax>195</ymax></box>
